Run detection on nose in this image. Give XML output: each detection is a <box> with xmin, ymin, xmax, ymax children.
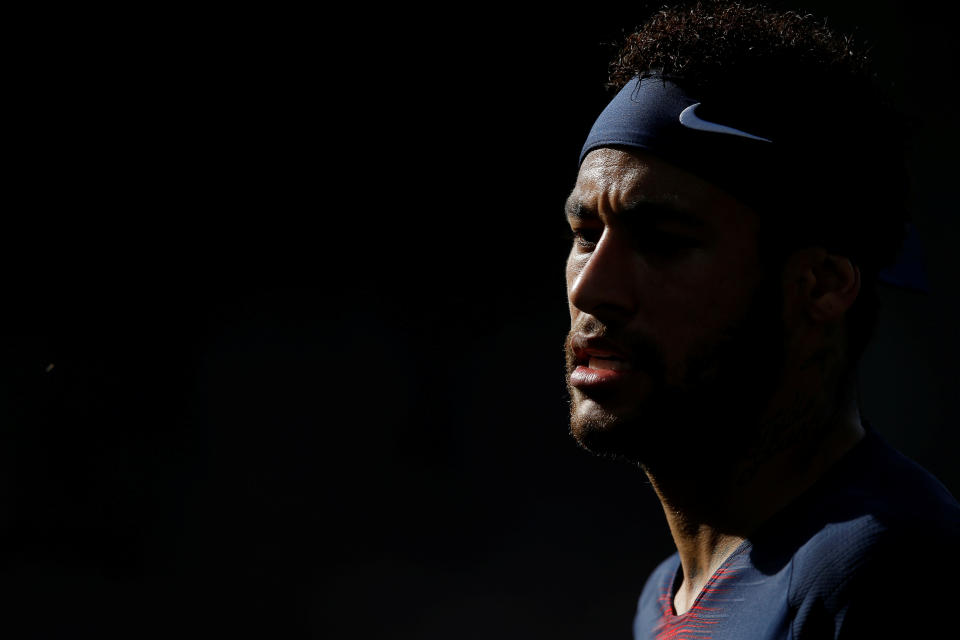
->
<box><xmin>567</xmin><ymin>228</ymin><xmax>639</xmax><ymax>326</ymax></box>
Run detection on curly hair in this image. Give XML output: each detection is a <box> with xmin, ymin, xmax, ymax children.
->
<box><xmin>606</xmin><ymin>1</ymin><xmax>910</xmax><ymax>366</ymax></box>
<box><xmin>608</xmin><ymin>2</ymin><xmax>872</xmax><ymax>92</ymax></box>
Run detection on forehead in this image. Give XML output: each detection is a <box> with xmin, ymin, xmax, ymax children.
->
<box><xmin>567</xmin><ymin>147</ymin><xmax>756</xmax><ymax>225</ymax></box>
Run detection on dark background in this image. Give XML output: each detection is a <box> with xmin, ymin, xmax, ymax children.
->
<box><xmin>3</xmin><ymin>2</ymin><xmax>957</xmax><ymax>638</ymax></box>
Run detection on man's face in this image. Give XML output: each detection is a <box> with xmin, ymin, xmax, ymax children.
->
<box><xmin>565</xmin><ymin>148</ymin><xmax>786</xmax><ymax>467</ymax></box>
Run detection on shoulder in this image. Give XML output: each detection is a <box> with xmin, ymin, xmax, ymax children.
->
<box><xmin>798</xmin><ymin>426</ymin><xmax>959</xmax><ymax>550</ymax></box>
<box><xmin>837</xmin><ymin>427</ymin><xmax>960</xmax><ymax>546</ymax></box>
<box><xmin>787</xmin><ymin>428</ymin><xmax>960</xmax><ymax>637</ymax></box>
<box><xmin>833</xmin><ymin>520</ymin><xmax>959</xmax><ymax>638</ymax></box>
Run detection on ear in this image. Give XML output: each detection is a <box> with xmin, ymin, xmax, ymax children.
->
<box><xmin>784</xmin><ymin>248</ymin><xmax>861</xmax><ymax>324</ymax></box>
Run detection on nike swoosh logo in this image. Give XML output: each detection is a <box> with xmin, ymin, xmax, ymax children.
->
<box><xmin>679</xmin><ymin>103</ymin><xmax>772</xmax><ymax>143</ymax></box>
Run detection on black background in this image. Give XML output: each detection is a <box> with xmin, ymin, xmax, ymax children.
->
<box><xmin>3</xmin><ymin>2</ymin><xmax>958</xmax><ymax>638</ymax></box>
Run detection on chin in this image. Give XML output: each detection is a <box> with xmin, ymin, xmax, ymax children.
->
<box><xmin>568</xmin><ymin>394</ymin><xmax>673</xmax><ymax>466</ymax></box>
<box><xmin>568</xmin><ymin>380</ymin><xmax>744</xmax><ymax>469</ymax></box>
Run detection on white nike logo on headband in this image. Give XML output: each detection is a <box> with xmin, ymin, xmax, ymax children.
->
<box><xmin>679</xmin><ymin>103</ymin><xmax>772</xmax><ymax>143</ymax></box>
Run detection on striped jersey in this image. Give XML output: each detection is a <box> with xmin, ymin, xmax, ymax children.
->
<box><xmin>632</xmin><ymin>426</ymin><xmax>960</xmax><ymax>639</ymax></box>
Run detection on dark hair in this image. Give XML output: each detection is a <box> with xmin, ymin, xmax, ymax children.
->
<box><xmin>607</xmin><ymin>0</ymin><xmax>910</xmax><ymax>365</ymax></box>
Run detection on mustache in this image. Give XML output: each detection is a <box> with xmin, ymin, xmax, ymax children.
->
<box><xmin>564</xmin><ymin>318</ymin><xmax>666</xmax><ymax>377</ymax></box>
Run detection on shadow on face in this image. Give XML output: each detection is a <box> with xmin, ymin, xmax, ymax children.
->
<box><xmin>564</xmin><ymin>148</ymin><xmax>786</xmax><ymax>467</ymax></box>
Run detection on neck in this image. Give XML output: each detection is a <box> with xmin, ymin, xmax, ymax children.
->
<box><xmin>644</xmin><ymin>390</ymin><xmax>865</xmax><ymax>615</ymax></box>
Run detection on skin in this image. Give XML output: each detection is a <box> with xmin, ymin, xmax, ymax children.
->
<box><xmin>564</xmin><ymin>147</ymin><xmax>865</xmax><ymax>616</ymax></box>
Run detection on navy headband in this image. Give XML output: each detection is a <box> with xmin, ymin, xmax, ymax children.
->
<box><xmin>579</xmin><ymin>76</ymin><xmax>779</xmax><ymax>205</ymax></box>
<box><xmin>578</xmin><ymin>76</ymin><xmax>928</xmax><ymax>292</ymax></box>
<box><xmin>579</xmin><ymin>76</ymin><xmax>771</xmax><ymax>162</ymax></box>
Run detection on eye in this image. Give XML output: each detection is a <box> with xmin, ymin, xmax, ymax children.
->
<box><xmin>571</xmin><ymin>227</ymin><xmax>602</xmax><ymax>250</ymax></box>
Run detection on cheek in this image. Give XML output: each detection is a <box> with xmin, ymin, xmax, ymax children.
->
<box><xmin>666</xmin><ymin>240</ymin><xmax>764</xmax><ymax>313</ymax></box>
<box><xmin>643</xmin><ymin>265</ymin><xmax>762</xmax><ymax>356</ymax></box>
<box><xmin>686</xmin><ymin>276</ymin><xmax>755</xmax><ymax>325</ymax></box>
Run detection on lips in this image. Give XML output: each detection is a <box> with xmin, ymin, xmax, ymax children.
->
<box><xmin>585</xmin><ymin>350</ymin><xmax>633</xmax><ymax>371</ymax></box>
<box><xmin>568</xmin><ymin>337</ymin><xmax>637</xmax><ymax>390</ymax></box>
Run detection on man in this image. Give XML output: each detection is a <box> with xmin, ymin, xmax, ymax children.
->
<box><xmin>563</xmin><ymin>2</ymin><xmax>959</xmax><ymax>638</ymax></box>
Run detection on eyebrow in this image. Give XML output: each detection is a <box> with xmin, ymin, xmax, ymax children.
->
<box><xmin>564</xmin><ymin>197</ymin><xmax>705</xmax><ymax>227</ymax></box>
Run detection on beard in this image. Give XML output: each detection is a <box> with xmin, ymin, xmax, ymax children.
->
<box><xmin>565</xmin><ymin>274</ymin><xmax>787</xmax><ymax>470</ymax></box>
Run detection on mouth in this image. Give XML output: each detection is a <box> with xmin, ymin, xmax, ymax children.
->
<box><xmin>582</xmin><ymin>349</ymin><xmax>634</xmax><ymax>372</ymax></box>
<box><xmin>569</xmin><ymin>341</ymin><xmax>638</xmax><ymax>391</ymax></box>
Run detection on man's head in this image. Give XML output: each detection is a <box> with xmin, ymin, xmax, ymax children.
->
<box><xmin>564</xmin><ymin>2</ymin><xmax>908</xmax><ymax>469</ymax></box>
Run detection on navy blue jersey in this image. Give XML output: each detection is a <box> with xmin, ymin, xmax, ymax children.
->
<box><xmin>632</xmin><ymin>426</ymin><xmax>960</xmax><ymax>639</ymax></box>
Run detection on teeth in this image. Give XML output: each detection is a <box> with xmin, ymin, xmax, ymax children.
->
<box><xmin>589</xmin><ymin>357</ymin><xmax>632</xmax><ymax>371</ymax></box>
